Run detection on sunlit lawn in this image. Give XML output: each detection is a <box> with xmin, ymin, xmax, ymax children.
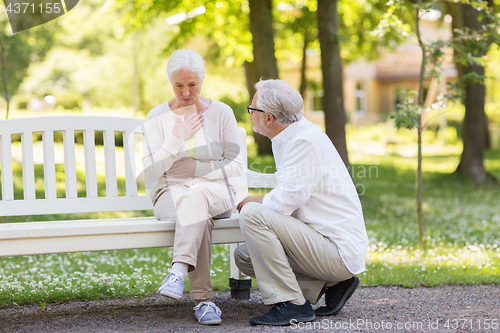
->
<box><xmin>1</xmin><ymin>139</ymin><xmax>500</xmax><ymax>307</ymax></box>
<box><xmin>353</xmin><ymin>149</ymin><xmax>500</xmax><ymax>286</ymax></box>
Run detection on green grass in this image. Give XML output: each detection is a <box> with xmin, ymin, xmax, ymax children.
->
<box><xmin>1</xmin><ymin>144</ymin><xmax>500</xmax><ymax>307</ymax></box>
<box><xmin>0</xmin><ymin>246</ymin><xmax>238</xmax><ymax>306</ymax></box>
<box><xmin>354</xmin><ymin>151</ymin><xmax>500</xmax><ymax>247</ymax></box>
<box><xmin>352</xmin><ymin>149</ymin><xmax>500</xmax><ymax>286</ymax></box>
<box><xmin>363</xmin><ymin>244</ymin><xmax>499</xmax><ymax>286</ymax></box>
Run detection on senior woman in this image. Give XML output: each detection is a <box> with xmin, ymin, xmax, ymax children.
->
<box><xmin>142</xmin><ymin>49</ymin><xmax>245</xmax><ymax>325</ymax></box>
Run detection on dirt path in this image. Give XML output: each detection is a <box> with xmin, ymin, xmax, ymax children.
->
<box><xmin>1</xmin><ymin>285</ymin><xmax>499</xmax><ymax>332</ymax></box>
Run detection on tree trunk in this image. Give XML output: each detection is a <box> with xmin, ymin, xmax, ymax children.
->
<box><xmin>244</xmin><ymin>60</ymin><xmax>272</xmax><ymax>151</ymax></box>
<box><xmin>447</xmin><ymin>2</ymin><xmax>493</xmax><ymax>183</ymax></box>
<box><xmin>417</xmin><ymin>120</ymin><xmax>424</xmax><ymax>250</ymax></box>
<box><xmin>244</xmin><ymin>61</ymin><xmax>258</xmax><ymax>101</ymax></box>
<box><xmin>299</xmin><ymin>34</ymin><xmax>308</xmax><ymax>98</ymax></box>
<box><xmin>416</xmin><ymin>2</ymin><xmax>426</xmax><ymax>251</ymax></box>
<box><xmin>0</xmin><ymin>35</ymin><xmax>8</xmax><ymax>221</ymax></box>
<box><xmin>317</xmin><ymin>0</ymin><xmax>350</xmax><ymax>169</ymax></box>
<box><xmin>132</xmin><ymin>31</ymin><xmax>140</xmax><ymax>118</ymax></box>
<box><xmin>0</xmin><ymin>35</ymin><xmax>10</xmax><ymax>120</ymax></box>
<box><xmin>248</xmin><ymin>0</ymin><xmax>279</xmax><ymax>155</ymax></box>
<box><xmin>455</xmin><ymin>61</ymin><xmax>490</xmax><ymax>183</ymax></box>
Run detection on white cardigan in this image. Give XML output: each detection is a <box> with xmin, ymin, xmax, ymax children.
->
<box><xmin>142</xmin><ymin>99</ymin><xmax>245</xmax><ymax>205</ymax></box>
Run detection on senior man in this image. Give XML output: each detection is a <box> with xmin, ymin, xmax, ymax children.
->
<box><xmin>235</xmin><ymin>79</ymin><xmax>368</xmax><ymax>326</ymax></box>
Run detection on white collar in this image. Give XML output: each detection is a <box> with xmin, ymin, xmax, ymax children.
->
<box><xmin>271</xmin><ymin>117</ymin><xmax>306</xmax><ymax>145</ymax></box>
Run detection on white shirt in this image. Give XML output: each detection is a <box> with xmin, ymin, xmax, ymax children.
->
<box><xmin>262</xmin><ymin>117</ymin><xmax>368</xmax><ymax>274</ymax></box>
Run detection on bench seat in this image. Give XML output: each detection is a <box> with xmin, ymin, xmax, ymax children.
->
<box><xmin>0</xmin><ymin>115</ymin><xmax>276</xmax><ymax>298</ymax></box>
<box><xmin>0</xmin><ymin>216</ymin><xmax>243</xmax><ymax>257</ymax></box>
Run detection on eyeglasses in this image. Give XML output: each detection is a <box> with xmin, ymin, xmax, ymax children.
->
<box><xmin>247</xmin><ymin>105</ymin><xmax>265</xmax><ymax>115</ymax></box>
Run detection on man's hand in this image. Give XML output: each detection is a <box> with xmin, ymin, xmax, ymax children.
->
<box><xmin>166</xmin><ymin>157</ymin><xmax>196</xmax><ymax>178</ymax></box>
<box><xmin>237</xmin><ymin>196</ymin><xmax>264</xmax><ymax>213</ymax></box>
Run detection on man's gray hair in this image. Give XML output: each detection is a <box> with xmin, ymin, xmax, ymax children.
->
<box><xmin>254</xmin><ymin>79</ymin><xmax>304</xmax><ymax>125</ymax></box>
<box><xmin>167</xmin><ymin>49</ymin><xmax>205</xmax><ymax>82</ymax></box>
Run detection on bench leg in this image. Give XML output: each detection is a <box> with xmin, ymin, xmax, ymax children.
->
<box><xmin>229</xmin><ymin>243</ymin><xmax>251</xmax><ymax>300</ymax></box>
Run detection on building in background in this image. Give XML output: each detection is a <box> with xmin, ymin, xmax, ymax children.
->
<box><xmin>282</xmin><ymin>11</ymin><xmax>457</xmax><ymax>126</ymax></box>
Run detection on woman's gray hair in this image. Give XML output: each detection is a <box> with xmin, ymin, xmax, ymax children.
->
<box><xmin>167</xmin><ymin>49</ymin><xmax>205</xmax><ymax>82</ymax></box>
<box><xmin>254</xmin><ymin>79</ymin><xmax>304</xmax><ymax>125</ymax></box>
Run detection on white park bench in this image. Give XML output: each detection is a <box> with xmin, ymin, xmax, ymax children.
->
<box><xmin>0</xmin><ymin>115</ymin><xmax>276</xmax><ymax>299</ymax></box>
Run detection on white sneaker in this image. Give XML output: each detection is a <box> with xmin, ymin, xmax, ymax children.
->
<box><xmin>193</xmin><ymin>301</ymin><xmax>222</xmax><ymax>325</ymax></box>
<box><xmin>157</xmin><ymin>269</ymin><xmax>185</xmax><ymax>300</ymax></box>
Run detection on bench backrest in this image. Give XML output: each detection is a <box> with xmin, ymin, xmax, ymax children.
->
<box><xmin>0</xmin><ymin>116</ymin><xmax>249</xmax><ymax>217</ymax></box>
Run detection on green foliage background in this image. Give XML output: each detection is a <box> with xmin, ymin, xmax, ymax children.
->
<box><xmin>1</xmin><ymin>0</ymin><xmax>423</xmax><ymax>115</ymax></box>
<box><xmin>0</xmin><ymin>7</ymin><xmax>57</xmax><ymax>100</ymax></box>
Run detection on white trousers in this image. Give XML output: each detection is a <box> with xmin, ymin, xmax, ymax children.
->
<box><xmin>154</xmin><ymin>181</ymin><xmax>233</xmax><ymax>302</ymax></box>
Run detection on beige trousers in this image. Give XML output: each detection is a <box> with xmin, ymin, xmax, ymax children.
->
<box><xmin>154</xmin><ymin>181</ymin><xmax>233</xmax><ymax>303</ymax></box>
<box><xmin>236</xmin><ymin>202</ymin><xmax>353</xmax><ymax>305</ymax></box>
